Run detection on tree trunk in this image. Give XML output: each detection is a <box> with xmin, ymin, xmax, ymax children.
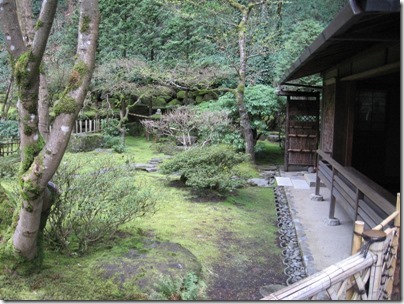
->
<box><xmin>38</xmin><ymin>73</ymin><xmax>50</xmax><ymax>141</ymax></box>
<box><xmin>0</xmin><ymin>0</ymin><xmax>100</xmax><ymax>261</ymax></box>
<box><xmin>235</xmin><ymin>8</ymin><xmax>255</xmax><ymax>162</ymax></box>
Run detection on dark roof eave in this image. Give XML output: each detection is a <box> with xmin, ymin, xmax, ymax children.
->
<box><xmin>278</xmin><ymin>0</ymin><xmax>401</xmax><ymax>85</ymax></box>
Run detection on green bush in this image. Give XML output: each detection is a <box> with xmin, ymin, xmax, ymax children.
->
<box><xmin>68</xmin><ymin>133</ymin><xmax>104</xmax><ymax>152</ymax></box>
<box><xmin>0</xmin><ymin>120</ymin><xmax>19</xmax><ymax>139</ymax></box>
<box><xmin>45</xmin><ymin>156</ymin><xmax>157</xmax><ymax>254</ymax></box>
<box><xmin>101</xmin><ymin>118</ymin><xmax>121</xmax><ymax>137</ymax></box>
<box><xmin>0</xmin><ymin>154</ymin><xmax>20</xmax><ymax>178</ymax></box>
<box><xmin>160</xmin><ymin>145</ymin><xmax>248</xmax><ymax>193</ymax></box>
<box><xmin>102</xmin><ymin>134</ymin><xmax>120</xmax><ymax>148</ymax></box>
<box><xmin>150</xmin><ymin>272</ymin><xmax>206</xmax><ymax>300</ymax></box>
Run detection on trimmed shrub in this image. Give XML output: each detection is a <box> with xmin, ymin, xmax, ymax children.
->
<box><xmin>160</xmin><ymin>145</ymin><xmax>248</xmax><ymax>193</ymax></box>
<box><xmin>68</xmin><ymin>133</ymin><xmax>104</xmax><ymax>152</ymax></box>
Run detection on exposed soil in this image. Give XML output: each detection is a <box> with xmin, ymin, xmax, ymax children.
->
<box><xmin>207</xmin><ymin>230</ymin><xmax>287</xmax><ymax>300</ymax></box>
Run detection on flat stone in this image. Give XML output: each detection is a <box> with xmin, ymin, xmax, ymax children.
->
<box><xmin>304</xmin><ymin>173</ymin><xmax>325</xmax><ymax>187</ymax></box>
<box><xmin>134</xmin><ymin>164</ymin><xmax>157</xmax><ymax>172</ymax></box>
<box><xmin>310</xmin><ymin>194</ymin><xmax>324</xmax><ymax>201</ymax></box>
<box><xmin>323</xmin><ymin>217</ymin><xmax>341</xmax><ymax>226</ymax></box>
<box><xmin>247</xmin><ymin>178</ymin><xmax>270</xmax><ymax>187</ymax></box>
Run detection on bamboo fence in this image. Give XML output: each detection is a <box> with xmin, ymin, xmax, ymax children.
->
<box><xmin>0</xmin><ymin>138</ymin><xmax>20</xmax><ymax>157</ymax></box>
<box><xmin>262</xmin><ymin>193</ymin><xmax>400</xmax><ymax>301</ymax></box>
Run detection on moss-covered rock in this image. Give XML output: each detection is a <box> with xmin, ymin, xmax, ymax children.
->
<box><xmin>167</xmin><ymin>99</ymin><xmax>180</xmax><ymax>107</ymax></box>
<box><xmin>68</xmin><ymin>133</ymin><xmax>104</xmax><ymax>153</ymax></box>
<box><xmin>195</xmin><ymin>96</ymin><xmax>203</xmax><ymax>104</ymax></box>
<box><xmin>99</xmin><ymin>240</ymin><xmax>202</xmax><ymax>295</ymax></box>
<box><xmin>151</xmin><ymin>97</ymin><xmax>166</xmax><ymax>107</ymax></box>
<box><xmin>176</xmin><ymin>91</ymin><xmax>187</xmax><ymax>100</ymax></box>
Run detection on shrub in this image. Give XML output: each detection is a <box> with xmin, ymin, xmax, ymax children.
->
<box><xmin>102</xmin><ymin>134</ymin><xmax>120</xmax><ymax>148</ymax></box>
<box><xmin>0</xmin><ymin>120</ymin><xmax>19</xmax><ymax>139</ymax></box>
<box><xmin>45</xmin><ymin>156</ymin><xmax>157</xmax><ymax>254</ymax></box>
<box><xmin>101</xmin><ymin>118</ymin><xmax>121</xmax><ymax>137</ymax></box>
<box><xmin>150</xmin><ymin>272</ymin><xmax>206</xmax><ymax>300</ymax></box>
<box><xmin>160</xmin><ymin>145</ymin><xmax>248</xmax><ymax>193</ymax></box>
<box><xmin>0</xmin><ymin>154</ymin><xmax>20</xmax><ymax>178</ymax></box>
<box><xmin>68</xmin><ymin>133</ymin><xmax>104</xmax><ymax>152</ymax></box>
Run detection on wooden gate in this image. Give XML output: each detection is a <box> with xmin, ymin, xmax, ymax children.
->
<box><xmin>281</xmin><ymin>91</ymin><xmax>320</xmax><ymax>171</ymax></box>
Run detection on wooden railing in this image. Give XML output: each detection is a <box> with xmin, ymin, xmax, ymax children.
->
<box><xmin>315</xmin><ymin>150</ymin><xmax>395</xmax><ymax>229</ymax></box>
<box><xmin>0</xmin><ymin>138</ymin><xmax>20</xmax><ymax>157</ymax></box>
<box><xmin>262</xmin><ymin>194</ymin><xmax>400</xmax><ymax>300</ymax></box>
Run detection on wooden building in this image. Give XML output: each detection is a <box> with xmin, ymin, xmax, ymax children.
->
<box><xmin>277</xmin><ymin>0</ymin><xmax>400</xmax><ymax>229</ymax></box>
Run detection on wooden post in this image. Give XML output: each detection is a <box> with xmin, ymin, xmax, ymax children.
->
<box><xmin>329</xmin><ymin>168</ymin><xmax>336</xmax><ymax>219</ymax></box>
<box><xmin>385</xmin><ymin>193</ymin><xmax>400</xmax><ymax>299</ymax></box>
<box><xmin>366</xmin><ymin>229</ymin><xmax>387</xmax><ymax>300</ymax></box>
<box><xmin>315</xmin><ymin>154</ymin><xmax>321</xmax><ymax>195</ymax></box>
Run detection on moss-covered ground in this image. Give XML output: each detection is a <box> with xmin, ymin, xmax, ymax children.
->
<box><xmin>0</xmin><ymin>136</ymin><xmax>285</xmax><ymax>300</ymax></box>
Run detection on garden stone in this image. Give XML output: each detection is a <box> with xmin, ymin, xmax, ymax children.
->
<box><xmin>247</xmin><ymin>178</ymin><xmax>270</xmax><ymax>187</ymax></box>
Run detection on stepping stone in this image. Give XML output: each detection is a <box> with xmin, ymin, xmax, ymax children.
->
<box><xmin>247</xmin><ymin>178</ymin><xmax>270</xmax><ymax>187</ymax></box>
<box><xmin>275</xmin><ymin>177</ymin><xmax>293</xmax><ymax>187</ymax></box>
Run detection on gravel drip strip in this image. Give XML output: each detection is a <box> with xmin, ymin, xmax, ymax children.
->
<box><xmin>274</xmin><ymin>186</ymin><xmax>308</xmax><ymax>285</ymax></box>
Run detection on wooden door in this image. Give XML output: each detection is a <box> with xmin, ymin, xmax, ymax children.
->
<box><xmin>282</xmin><ymin>91</ymin><xmax>320</xmax><ymax>171</ymax></box>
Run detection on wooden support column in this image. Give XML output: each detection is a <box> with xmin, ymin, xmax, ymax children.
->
<box><xmin>329</xmin><ymin>168</ymin><xmax>336</xmax><ymax>219</ymax></box>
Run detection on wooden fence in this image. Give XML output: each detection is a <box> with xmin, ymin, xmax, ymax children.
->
<box><xmin>0</xmin><ymin>138</ymin><xmax>20</xmax><ymax>157</ymax></box>
<box><xmin>49</xmin><ymin>119</ymin><xmax>105</xmax><ymax>134</ymax></box>
<box><xmin>261</xmin><ymin>193</ymin><xmax>400</xmax><ymax>300</ymax></box>
<box><xmin>1</xmin><ymin>119</ymin><xmax>106</xmax><ymax>157</ymax></box>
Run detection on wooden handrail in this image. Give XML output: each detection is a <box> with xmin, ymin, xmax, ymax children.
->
<box><xmin>317</xmin><ymin>150</ymin><xmax>395</xmax><ymax>214</ymax></box>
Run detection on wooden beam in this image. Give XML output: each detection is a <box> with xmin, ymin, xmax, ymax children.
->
<box><xmin>340</xmin><ymin>62</ymin><xmax>399</xmax><ymax>81</ymax></box>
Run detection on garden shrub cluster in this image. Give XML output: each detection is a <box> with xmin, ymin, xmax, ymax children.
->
<box><xmin>68</xmin><ymin>133</ymin><xmax>105</xmax><ymax>152</ymax></box>
<box><xmin>150</xmin><ymin>272</ymin><xmax>206</xmax><ymax>300</ymax></box>
<box><xmin>45</xmin><ymin>156</ymin><xmax>157</xmax><ymax>254</ymax></box>
<box><xmin>0</xmin><ymin>154</ymin><xmax>20</xmax><ymax>178</ymax></box>
<box><xmin>160</xmin><ymin>144</ymin><xmax>249</xmax><ymax>193</ymax></box>
<box><xmin>0</xmin><ymin>120</ymin><xmax>19</xmax><ymax>139</ymax></box>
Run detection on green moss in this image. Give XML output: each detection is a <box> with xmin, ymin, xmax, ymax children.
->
<box><xmin>34</xmin><ymin>20</ymin><xmax>43</xmax><ymax>30</ymax></box>
<box><xmin>14</xmin><ymin>51</ymin><xmax>35</xmax><ymax>87</ymax></box>
<box><xmin>80</xmin><ymin>15</ymin><xmax>91</xmax><ymax>33</ymax></box>
<box><xmin>54</xmin><ymin>95</ymin><xmax>77</xmax><ymax>116</ymax></box>
<box><xmin>23</xmin><ymin>124</ymin><xmax>33</xmax><ymax>136</ymax></box>
<box><xmin>68</xmin><ymin>61</ymin><xmax>88</xmax><ymax>89</ymax></box>
<box><xmin>177</xmin><ymin>91</ymin><xmax>187</xmax><ymax>99</ymax></box>
<box><xmin>19</xmin><ymin>138</ymin><xmax>44</xmax><ymax>174</ymax></box>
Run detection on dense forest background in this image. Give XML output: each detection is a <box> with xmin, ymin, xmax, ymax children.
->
<box><xmin>0</xmin><ymin>0</ymin><xmax>346</xmax><ymax>122</ymax></box>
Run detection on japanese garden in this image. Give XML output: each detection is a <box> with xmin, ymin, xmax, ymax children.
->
<box><xmin>0</xmin><ymin>0</ymin><xmax>400</xmax><ymax>301</ymax></box>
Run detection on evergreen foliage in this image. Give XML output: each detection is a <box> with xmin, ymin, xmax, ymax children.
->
<box><xmin>160</xmin><ymin>144</ymin><xmax>248</xmax><ymax>193</ymax></box>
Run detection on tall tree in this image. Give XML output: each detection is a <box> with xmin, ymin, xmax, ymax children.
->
<box><xmin>0</xmin><ymin>0</ymin><xmax>99</xmax><ymax>261</ymax></box>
